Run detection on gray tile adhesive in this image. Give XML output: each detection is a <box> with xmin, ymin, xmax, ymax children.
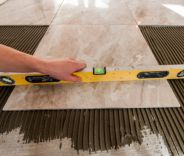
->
<box><xmin>0</xmin><ymin>26</ymin><xmax>183</xmax><ymax>155</ymax></box>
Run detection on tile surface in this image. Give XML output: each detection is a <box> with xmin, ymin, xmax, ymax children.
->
<box><xmin>52</xmin><ymin>0</ymin><xmax>136</xmax><ymax>25</ymax></box>
<box><xmin>124</xmin><ymin>0</ymin><xmax>184</xmax><ymax>25</ymax></box>
<box><xmin>3</xmin><ymin>25</ymin><xmax>180</xmax><ymax>110</ymax></box>
<box><xmin>0</xmin><ymin>0</ymin><xmax>63</xmax><ymax>25</ymax></box>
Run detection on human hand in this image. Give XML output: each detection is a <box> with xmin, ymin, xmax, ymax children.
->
<box><xmin>41</xmin><ymin>58</ymin><xmax>86</xmax><ymax>82</ymax></box>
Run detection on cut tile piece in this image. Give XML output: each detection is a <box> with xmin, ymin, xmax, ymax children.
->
<box><xmin>3</xmin><ymin>25</ymin><xmax>180</xmax><ymax>110</ymax></box>
<box><xmin>124</xmin><ymin>0</ymin><xmax>184</xmax><ymax>25</ymax></box>
<box><xmin>52</xmin><ymin>0</ymin><xmax>136</xmax><ymax>25</ymax></box>
<box><xmin>0</xmin><ymin>0</ymin><xmax>63</xmax><ymax>25</ymax></box>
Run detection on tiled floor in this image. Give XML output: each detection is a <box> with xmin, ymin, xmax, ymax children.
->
<box><xmin>125</xmin><ymin>0</ymin><xmax>184</xmax><ymax>25</ymax></box>
<box><xmin>52</xmin><ymin>0</ymin><xmax>136</xmax><ymax>25</ymax></box>
<box><xmin>0</xmin><ymin>0</ymin><xmax>183</xmax><ymax>25</ymax></box>
<box><xmin>0</xmin><ymin>0</ymin><xmax>184</xmax><ymax>155</ymax></box>
<box><xmin>0</xmin><ymin>0</ymin><xmax>64</xmax><ymax>25</ymax></box>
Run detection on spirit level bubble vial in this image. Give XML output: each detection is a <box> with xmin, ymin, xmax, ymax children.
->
<box><xmin>93</xmin><ymin>67</ymin><xmax>106</xmax><ymax>75</ymax></box>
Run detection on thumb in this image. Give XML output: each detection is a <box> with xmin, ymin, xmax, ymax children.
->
<box><xmin>67</xmin><ymin>75</ymin><xmax>81</xmax><ymax>82</ymax></box>
<box><xmin>75</xmin><ymin>62</ymin><xmax>86</xmax><ymax>71</ymax></box>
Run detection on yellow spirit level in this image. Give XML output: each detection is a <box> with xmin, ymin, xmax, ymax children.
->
<box><xmin>1</xmin><ymin>65</ymin><xmax>184</xmax><ymax>86</ymax></box>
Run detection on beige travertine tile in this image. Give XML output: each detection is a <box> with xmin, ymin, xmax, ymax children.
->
<box><xmin>3</xmin><ymin>25</ymin><xmax>180</xmax><ymax>110</ymax></box>
<box><xmin>52</xmin><ymin>0</ymin><xmax>136</xmax><ymax>25</ymax></box>
<box><xmin>124</xmin><ymin>0</ymin><xmax>184</xmax><ymax>25</ymax></box>
<box><xmin>0</xmin><ymin>0</ymin><xmax>64</xmax><ymax>25</ymax></box>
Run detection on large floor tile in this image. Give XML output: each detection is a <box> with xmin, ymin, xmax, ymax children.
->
<box><xmin>124</xmin><ymin>0</ymin><xmax>184</xmax><ymax>25</ymax></box>
<box><xmin>3</xmin><ymin>25</ymin><xmax>180</xmax><ymax>110</ymax></box>
<box><xmin>0</xmin><ymin>0</ymin><xmax>63</xmax><ymax>25</ymax></box>
<box><xmin>52</xmin><ymin>0</ymin><xmax>136</xmax><ymax>25</ymax></box>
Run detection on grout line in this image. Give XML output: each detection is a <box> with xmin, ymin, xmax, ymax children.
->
<box><xmin>123</xmin><ymin>1</ymin><xmax>138</xmax><ymax>26</ymax></box>
<box><xmin>49</xmin><ymin>0</ymin><xmax>65</xmax><ymax>26</ymax></box>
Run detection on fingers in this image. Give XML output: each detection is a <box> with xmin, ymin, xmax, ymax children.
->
<box><xmin>68</xmin><ymin>58</ymin><xmax>86</xmax><ymax>71</ymax></box>
<box><xmin>75</xmin><ymin>62</ymin><xmax>86</xmax><ymax>71</ymax></box>
<box><xmin>46</xmin><ymin>58</ymin><xmax>86</xmax><ymax>82</ymax></box>
<box><xmin>68</xmin><ymin>58</ymin><xmax>75</xmax><ymax>61</ymax></box>
<box><xmin>66</xmin><ymin>59</ymin><xmax>86</xmax><ymax>82</ymax></box>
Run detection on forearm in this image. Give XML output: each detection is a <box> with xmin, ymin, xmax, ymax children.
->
<box><xmin>0</xmin><ymin>44</ymin><xmax>45</xmax><ymax>73</ymax></box>
<box><xmin>0</xmin><ymin>44</ymin><xmax>86</xmax><ymax>81</ymax></box>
